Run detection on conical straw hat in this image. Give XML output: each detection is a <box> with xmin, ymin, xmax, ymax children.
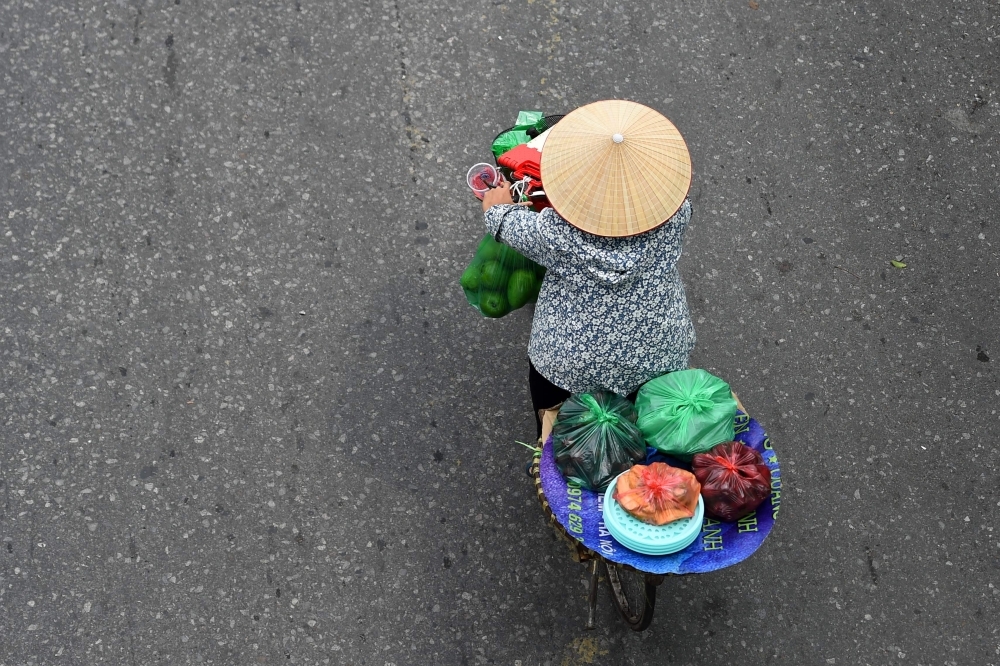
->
<box><xmin>540</xmin><ymin>100</ymin><xmax>692</xmax><ymax>237</ymax></box>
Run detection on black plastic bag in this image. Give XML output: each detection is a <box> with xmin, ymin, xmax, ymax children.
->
<box><xmin>553</xmin><ymin>391</ymin><xmax>646</xmax><ymax>492</ymax></box>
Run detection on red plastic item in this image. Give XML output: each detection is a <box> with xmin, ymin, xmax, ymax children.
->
<box><xmin>691</xmin><ymin>441</ymin><xmax>771</xmax><ymax>522</ymax></box>
<box><xmin>497</xmin><ymin>145</ymin><xmax>551</xmax><ymax>211</ymax></box>
<box><xmin>612</xmin><ymin>462</ymin><xmax>701</xmax><ymax>525</ymax></box>
<box><xmin>497</xmin><ymin>144</ymin><xmax>541</xmax><ymax>179</ymax></box>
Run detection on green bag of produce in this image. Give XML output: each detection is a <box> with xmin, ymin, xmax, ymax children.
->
<box><xmin>460</xmin><ymin>234</ymin><xmax>545</xmax><ymax>318</ymax></box>
<box><xmin>635</xmin><ymin>369</ymin><xmax>738</xmax><ymax>460</ymax></box>
<box><xmin>490</xmin><ymin>110</ymin><xmax>545</xmax><ymax>158</ymax></box>
<box><xmin>552</xmin><ymin>391</ymin><xmax>646</xmax><ymax>492</ymax></box>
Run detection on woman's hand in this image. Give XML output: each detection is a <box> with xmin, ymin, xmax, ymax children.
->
<box><xmin>481</xmin><ymin>180</ymin><xmax>530</xmax><ymax>212</ymax></box>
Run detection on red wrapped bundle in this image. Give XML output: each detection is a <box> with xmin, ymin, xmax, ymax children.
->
<box><xmin>612</xmin><ymin>463</ymin><xmax>701</xmax><ymax>525</ymax></box>
<box><xmin>691</xmin><ymin>441</ymin><xmax>771</xmax><ymax>522</ymax></box>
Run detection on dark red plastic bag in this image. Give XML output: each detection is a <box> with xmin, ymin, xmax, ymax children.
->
<box><xmin>691</xmin><ymin>441</ymin><xmax>771</xmax><ymax>522</ymax></box>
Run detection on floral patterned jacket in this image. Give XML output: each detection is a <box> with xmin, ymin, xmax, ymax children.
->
<box><xmin>484</xmin><ymin>200</ymin><xmax>695</xmax><ymax>395</ymax></box>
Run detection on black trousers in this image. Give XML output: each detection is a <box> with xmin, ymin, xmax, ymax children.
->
<box><xmin>528</xmin><ymin>362</ymin><xmax>642</xmax><ymax>437</ymax></box>
<box><xmin>528</xmin><ymin>362</ymin><xmax>571</xmax><ymax>437</ymax></box>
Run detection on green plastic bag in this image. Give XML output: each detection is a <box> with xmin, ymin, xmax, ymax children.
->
<box><xmin>635</xmin><ymin>369</ymin><xmax>737</xmax><ymax>460</ymax></box>
<box><xmin>552</xmin><ymin>391</ymin><xmax>647</xmax><ymax>492</ymax></box>
<box><xmin>515</xmin><ymin>110</ymin><xmax>544</xmax><ymax>128</ymax></box>
<box><xmin>490</xmin><ymin>110</ymin><xmax>545</xmax><ymax>158</ymax></box>
<box><xmin>460</xmin><ymin>234</ymin><xmax>545</xmax><ymax>318</ymax></box>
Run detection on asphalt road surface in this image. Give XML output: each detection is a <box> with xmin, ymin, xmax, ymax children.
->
<box><xmin>1</xmin><ymin>1</ymin><xmax>997</xmax><ymax>664</ymax></box>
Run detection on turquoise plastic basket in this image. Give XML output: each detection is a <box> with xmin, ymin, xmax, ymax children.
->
<box><xmin>602</xmin><ymin>474</ymin><xmax>705</xmax><ymax>556</ymax></box>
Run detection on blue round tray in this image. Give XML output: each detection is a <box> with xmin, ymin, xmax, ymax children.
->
<box><xmin>538</xmin><ymin>411</ymin><xmax>780</xmax><ymax>575</ymax></box>
<box><xmin>602</xmin><ymin>476</ymin><xmax>704</xmax><ymax>555</ymax></box>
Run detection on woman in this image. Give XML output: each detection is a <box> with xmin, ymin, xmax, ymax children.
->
<box><xmin>480</xmin><ymin>100</ymin><xmax>696</xmax><ymax>441</ymax></box>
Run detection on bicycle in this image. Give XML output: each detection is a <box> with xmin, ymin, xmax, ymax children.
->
<box><xmin>529</xmin><ymin>454</ymin><xmax>661</xmax><ymax>631</ymax></box>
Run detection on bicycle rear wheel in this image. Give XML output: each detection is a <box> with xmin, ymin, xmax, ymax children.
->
<box><xmin>604</xmin><ymin>561</ymin><xmax>657</xmax><ymax>631</ymax></box>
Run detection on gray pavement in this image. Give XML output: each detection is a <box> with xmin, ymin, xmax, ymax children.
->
<box><xmin>1</xmin><ymin>0</ymin><xmax>997</xmax><ymax>664</ymax></box>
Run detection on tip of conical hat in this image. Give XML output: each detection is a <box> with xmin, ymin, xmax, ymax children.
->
<box><xmin>541</xmin><ymin>100</ymin><xmax>692</xmax><ymax>237</ymax></box>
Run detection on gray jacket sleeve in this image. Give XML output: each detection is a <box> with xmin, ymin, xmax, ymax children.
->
<box><xmin>483</xmin><ymin>205</ymin><xmax>576</xmax><ymax>272</ymax></box>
